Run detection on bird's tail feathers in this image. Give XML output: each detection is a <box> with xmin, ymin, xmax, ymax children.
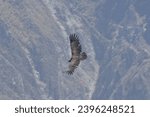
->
<box><xmin>80</xmin><ymin>52</ymin><xmax>87</xmax><ymax>60</ymax></box>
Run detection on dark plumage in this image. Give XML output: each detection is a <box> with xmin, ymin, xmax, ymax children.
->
<box><xmin>66</xmin><ymin>34</ymin><xmax>87</xmax><ymax>75</ymax></box>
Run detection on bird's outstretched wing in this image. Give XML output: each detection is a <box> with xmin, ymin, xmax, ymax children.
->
<box><xmin>66</xmin><ymin>34</ymin><xmax>87</xmax><ymax>75</ymax></box>
<box><xmin>68</xmin><ymin>34</ymin><xmax>81</xmax><ymax>61</ymax></box>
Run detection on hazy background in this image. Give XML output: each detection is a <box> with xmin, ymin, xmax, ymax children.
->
<box><xmin>0</xmin><ymin>0</ymin><xmax>150</xmax><ymax>99</ymax></box>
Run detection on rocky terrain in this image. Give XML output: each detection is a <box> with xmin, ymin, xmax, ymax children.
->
<box><xmin>0</xmin><ymin>0</ymin><xmax>150</xmax><ymax>99</ymax></box>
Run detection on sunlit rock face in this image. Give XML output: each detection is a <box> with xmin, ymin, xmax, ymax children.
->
<box><xmin>0</xmin><ymin>0</ymin><xmax>150</xmax><ymax>99</ymax></box>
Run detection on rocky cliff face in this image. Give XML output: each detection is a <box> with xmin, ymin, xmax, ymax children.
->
<box><xmin>0</xmin><ymin>0</ymin><xmax>150</xmax><ymax>99</ymax></box>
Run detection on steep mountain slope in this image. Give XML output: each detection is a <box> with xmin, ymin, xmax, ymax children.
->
<box><xmin>92</xmin><ymin>0</ymin><xmax>150</xmax><ymax>99</ymax></box>
<box><xmin>0</xmin><ymin>0</ymin><xmax>150</xmax><ymax>99</ymax></box>
<box><xmin>0</xmin><ymin>0</ymin><xmax>99</xmax><ymax>99</ymax></box>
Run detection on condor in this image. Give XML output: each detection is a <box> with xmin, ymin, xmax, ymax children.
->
<box><xmin>66</xmin><ymin>34</ymin><xmax>87</xmax><ymax>75</ymax></box>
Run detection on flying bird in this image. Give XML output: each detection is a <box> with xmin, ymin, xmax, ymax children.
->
<box><xmin>66</xmin><ymin>34</ymin><xmax>87</xmax><ymax>75</ymax></box>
